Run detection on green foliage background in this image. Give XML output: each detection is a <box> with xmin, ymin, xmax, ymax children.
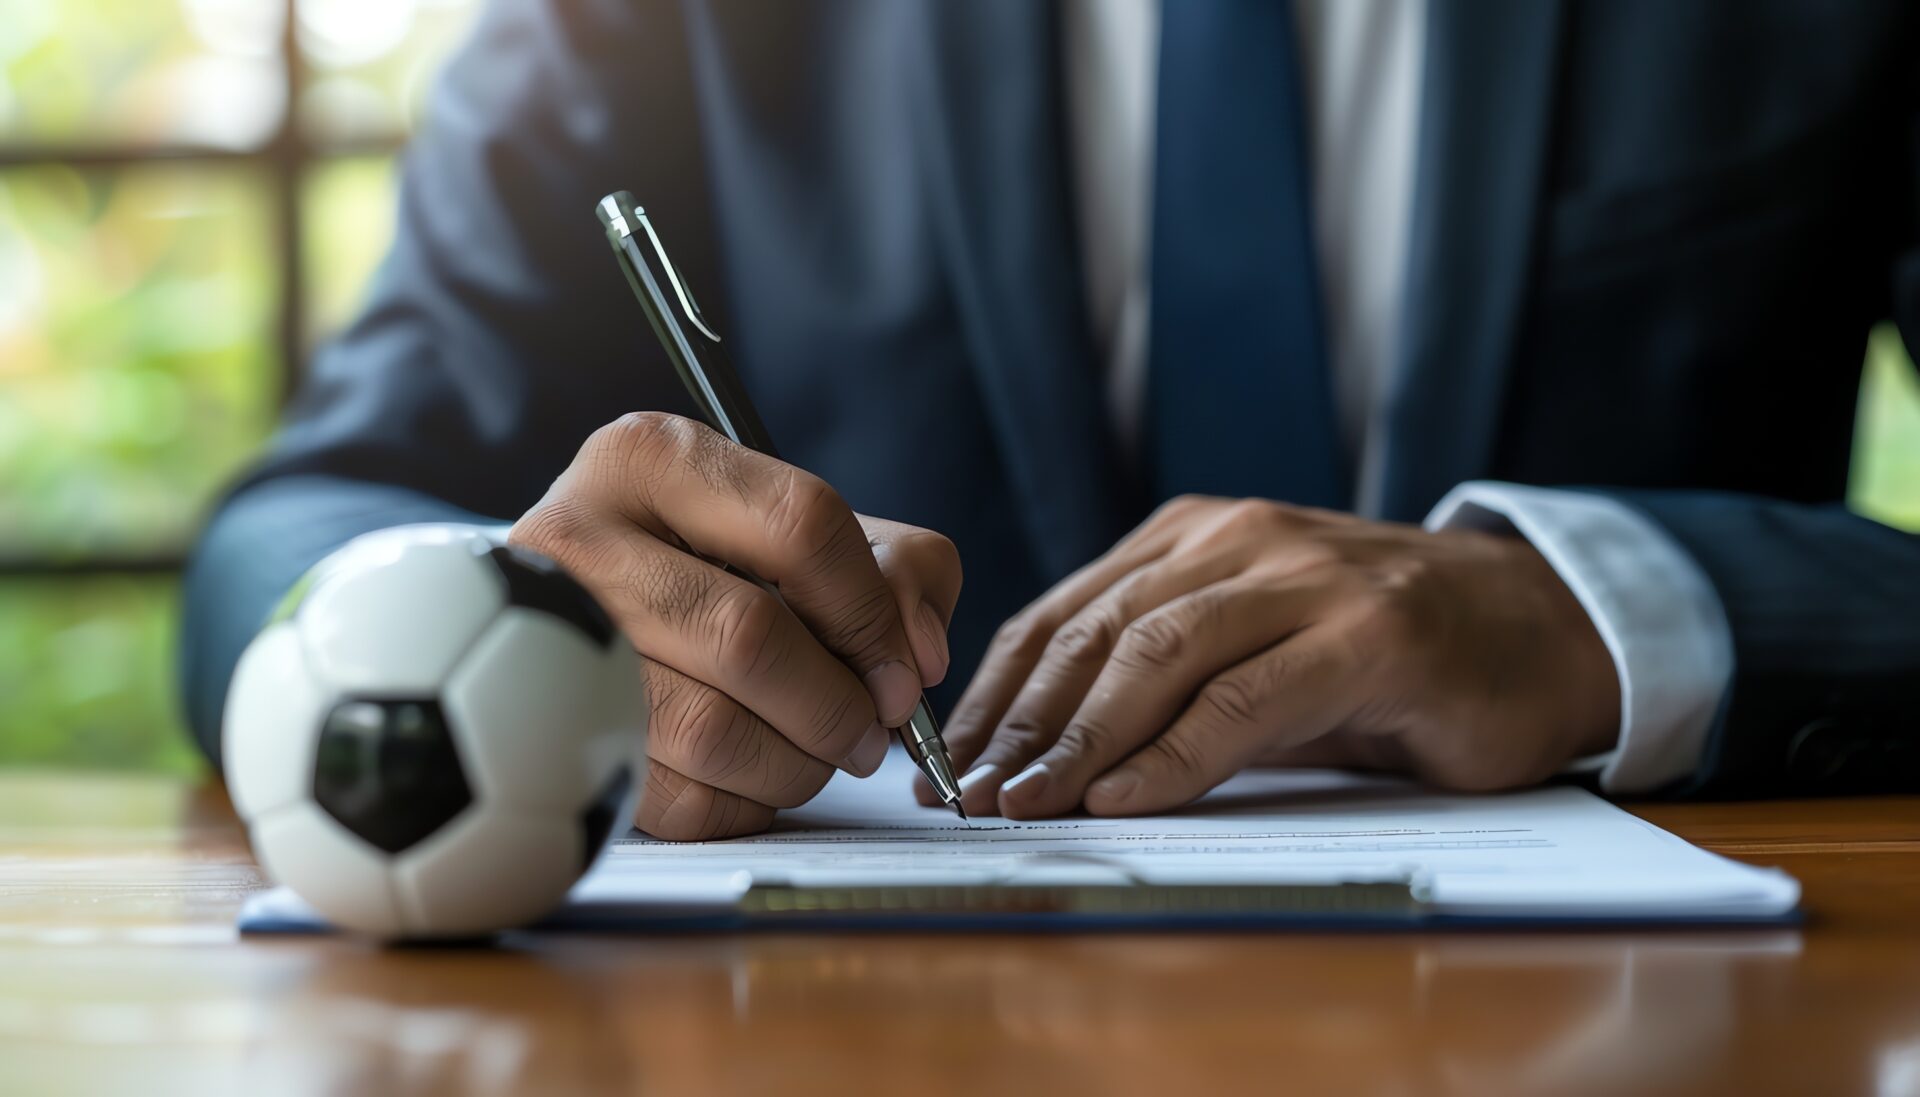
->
<box><xmin>0</xmin><ymin>0</ymin><xmax>463</xmax><ymax>774</ymax></box>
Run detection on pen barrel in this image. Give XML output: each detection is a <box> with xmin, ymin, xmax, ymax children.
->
<box><xmin>598</xmin><ymin>191</ymin><xmax>780</xmax><ymax>457</ymax></box>
<box><xmin>599</xmin><ymin>190</ymin><xmax>963</xmax><ymax>814</ymax></box>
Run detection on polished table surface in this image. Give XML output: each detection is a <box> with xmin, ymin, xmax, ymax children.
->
<box><xmin>2</xmin><ymin>773</ymin><xmax>1918</xmax><ymax>1097</ymax></box>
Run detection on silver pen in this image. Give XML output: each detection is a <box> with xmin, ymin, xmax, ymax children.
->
<box><xmin>596</xmin><ymin>191</ymin><xmax>967</xmax><ymax>818</ymax></box>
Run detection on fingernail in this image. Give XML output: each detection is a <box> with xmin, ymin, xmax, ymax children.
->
<box><xmin>845</xmin><ymin>722</ymin><xmax>890</xmax><ymax>777</ymax></box>
<box><xmin>1091</xmin><ymin>771</ymin><xmax>1140</xmax><ymax>804</ymax></box>
<box><xmin>958</xmin><ymin>764</ymin><xmax>1001</xmax><ymax>793</ymax></box>
<box><xmin>864</xmin><ymin>660</ymin><xmax>921</xmax><ymax>727</ymax></box>
<box><xmin>1002</xmin><ymin>762</ymin><xmax>1052</xmax><ymax>802</ymax></box>
<box><xmin>917</xmin><ymin>603</ymin><xmax>951</xmax><ymax>683</ymax></box>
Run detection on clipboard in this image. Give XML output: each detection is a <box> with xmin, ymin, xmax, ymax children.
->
<box><xmin>237</xmin><ymin>762</ymin><xmax>1803</xmax><ymax>936</ymax></box>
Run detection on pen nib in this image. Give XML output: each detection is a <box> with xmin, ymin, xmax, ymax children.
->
<box><xmin>953</xmin><ymin>800</ymin><xmax>970</xmax><ymax>825</ymax></box>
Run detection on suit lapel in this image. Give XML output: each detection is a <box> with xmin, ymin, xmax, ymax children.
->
<box><xmin>1369</xmin><ymin>0</ymin><xmax>1566</xmax><ymax>520</ymax></box>
<box><xmin>908</xmin><ymin>0</ymin><xmax>1131</xmax><ymax>580</ymax></box>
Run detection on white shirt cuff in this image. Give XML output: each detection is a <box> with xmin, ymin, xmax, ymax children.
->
<box><xmin>1424</xmin><ymin>482</ymin><xmax>1734</xmax><ymax>794</ymax></box>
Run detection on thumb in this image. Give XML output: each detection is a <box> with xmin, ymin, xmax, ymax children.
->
<box><xmin>858</xmin><ymin>515</ymin><xmax>962</xmax><ymax>688</ymax></box>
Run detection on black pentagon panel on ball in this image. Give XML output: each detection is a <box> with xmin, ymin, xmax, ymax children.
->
<box><xmin>314</xmin><ymin>698</ymin><xmax>474</xmax><ymax>853</ymax></box>
<box><xmin>478</xmin><ymin>543</ymin><xmax>615</xmax><ymax>648</ymax></box>
<box><xmin>579</xmin><ymin>765</ymin><xmax>633</xmax><ymax>870</ymax></box>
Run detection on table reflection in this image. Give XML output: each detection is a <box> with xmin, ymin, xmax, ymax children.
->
<box><xmin>1</xmin><ymin>922</ymin><xmax>1869</xmax><ymax>1097</ymax></box>
<box><xmin>240</xmin><ymin>944</ymin><xmax>635</xmax><ymax>1097</ymax></box>
<box><xmin>580</xmin><ymin>931</ymin><xmax>1801</xmax><ymax>1096</ymax></box>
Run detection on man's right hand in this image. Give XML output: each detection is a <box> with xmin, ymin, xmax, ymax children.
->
<box><xmin>509</xmin><ymin>412</ymin><xmax>961</xmax><ymax>841</ymax></box>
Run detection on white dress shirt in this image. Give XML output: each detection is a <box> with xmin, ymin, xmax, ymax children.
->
<box><xmin>1060</xmin><ymin>0</ymin><xmax>1734</xmax><ymax>794</ymax></box>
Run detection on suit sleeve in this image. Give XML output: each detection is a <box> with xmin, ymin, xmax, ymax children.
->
<box><xmin>1592</xmin><ymin>487</ymin><xmax>1920</xmax><ymax>797</ymax></box>
<box><xmin>1583</xmin><ymin>171</ymin><xmax>1920</xmax><ymax>796</ymax></box>
<box><xmin>180</xmin><ymin>0</ymin><xmax>715</xmax><ymax>760</ymax></box>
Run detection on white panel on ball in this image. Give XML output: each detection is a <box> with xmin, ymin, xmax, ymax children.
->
<box><xmin>297</xmin><ymin>532</ymin><xmax>506</xmax><ymax>695</ymax></box>
<box><xmin>582</xmin><ymin>639</ymin><xmax>647</xmax><ymax>839</ymax></box>
<box><xmin>443</xmin><ymin>609</ymin><xmax>634</xmax><ymax>812</ymax></box>
<box><xmin>223</xmin><ymin>623</ymin><xmax>334</xmax><ymax>822</ymax></box>
<box><xmin>391</xmin><ymin>808</ymin><xmax>582</xmax><ymax>936</ymax></box>
<box><xmin>251</xmin><ymin>802</ymin><xmax>405</xmax><ymax>936</ymax></box>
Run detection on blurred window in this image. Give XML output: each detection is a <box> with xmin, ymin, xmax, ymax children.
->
<box><xmin>1</xmin><ymin>0</ymin><xmax>478</xmax><ymax>773</ymax></box>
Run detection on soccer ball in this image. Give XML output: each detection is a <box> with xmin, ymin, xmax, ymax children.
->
<box><xmin>223</xmin><ymin>525</ymin><xmax>647</xmax><ymax>938</ymax></box>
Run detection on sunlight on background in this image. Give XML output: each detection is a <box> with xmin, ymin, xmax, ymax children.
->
<box><xmin>0</xmin><ymin>0</ymin><xmax>479</xmax><ymax>773</ymax></box>
<box><xmin>1</xmin><ymin>0</ymin><xmax>1918</xmax><ymax>774</ymax></box>
<box><xmin>0</xmin><ymin>165</ymin><xmax>277</xmax><ymax>558</ymax></box>
<box><xmin>1852</xmin><ymin>324</ymin><xmax>1920</xmax><ymax>531</ymax></box>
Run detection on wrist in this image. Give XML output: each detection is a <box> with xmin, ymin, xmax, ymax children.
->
<box><xmin>1508</xmin><ymin>536</ymin><xmax>1622</xmax><ymax>758</ymax></box>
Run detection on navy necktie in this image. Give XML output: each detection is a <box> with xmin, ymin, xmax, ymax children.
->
<box><xmin>1144</xmin><ymin>0</ymin><xmax>1344</xmax><ymax>508</ymax></box>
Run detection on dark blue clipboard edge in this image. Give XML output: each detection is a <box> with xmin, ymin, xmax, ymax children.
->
<box><xmin>238</xmin><ymin>905</ymin><xmax>1805</xmax><ymax>937</ymax></box>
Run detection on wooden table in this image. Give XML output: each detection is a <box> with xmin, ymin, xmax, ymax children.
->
<box><xmin>2</xmin><ymin>773</ymin><xmax>1918</xmax><ymax>1097</ymax></box>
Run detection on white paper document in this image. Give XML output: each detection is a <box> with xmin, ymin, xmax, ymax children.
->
<box><xmin>577</xmin><ymin>750</ymin><xmax>1799</xmax><ymax>921</ymax></box>
<box><xmin>239</xmin><ymin>750</ymin><xmax>1800</xmax><ymax>932</ymax></box>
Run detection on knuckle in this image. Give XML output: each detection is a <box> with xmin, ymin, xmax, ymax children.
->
<box><xmin>1222</xmin><ymin>497</ymin><xmax>1283</xmax><ymax>534</ymax></box>
<box><xmin>799</xmin><ymin>681</ymin><xmax>861</xmax><ymax>755</ymax></box>
<box><xmin>608</xmin><ymin>411</ymin><xmax>759</xmax><ymax>506</ymax></box>
<box><xmin>1426</xmin><ymin>764</ymin><xmax>1518</xmax><ymax>794</ymax></box>
<box><xmin>759</xmin><ymin>759</ymin><xmax>831</xmax><ymax>810</ymax></box>
<box><xmin>709</xmin><ymin>585</ymin><xmax>785</xmax><ymax>678</ymax></box>
<box><xmin>1286</xmin><ymin>538</ymin><xmax>1345</xmax><ymax>573</ymax></box>
<box><xmin>1354</xmin><ymin>582</ymin><xmax>1417</xmax><ymax>646</ymax></box>
<box><xmin>900</xmin><ymin>528</ymin><xmax>962</xmax><ymax>585</ymax></box>
<box><xmin>642</xmin><ymin>660</ymin><xmax>688</xmax><ymax>716</ymax></box>
<box><xmin>1054</xmin><ymin>714</ymin><xmax>1116</xmax><ymax>757</ymax></box>
<box><xmin>1048</xmin><ymin>606</ymin><xmax>1124</xmax><ymax>666</ymax></box>
<box><xmin>1196</xmin><ymin>670</ymin><xmax>1264</xmax><ymax>728</ymax></box>
<box><xmin>678</xmin><ymin>419</ymin><xmax>757</xmax><ymax>503</ymax></box>
<box><xmin>636</xmin><ymin>764</ymin><xmax>706</xmax><ymax>841</ymax></box>
<box><xmin>625</xmin><ymin>545</ymin><xmax>719</xmax><ymax>631</ymax></box>
<box><xmin>808</xmin><ymin>583</ymin><xmax>900</xmax><ymax>665</ymax></box>
<box><xmin>1113</xmin><ymin>610</ymin><xmax>1191</xmax><ymax>671</ymax></box>
<box><xmin>591</xmin><ymin>412</ymin><xmax>700</xmax><ymax>504</ymax></box>
<box><xmin>976</xmin><ymin>717</ymin><xmax>1054</xmax><ymax>764</ymax></box>
<box><xmin>703</xmin><ymin>715</ymin><xmax>773</xmax><ymax>793</ymax></box>
<box><xmin>601</xmin><ymin>410</ymin><xmax>682</xmax><ymax>461</ymax></box>
<box><xmin>1155</xmin><ymin>493</ymin><xmax>1214</xmax><ymax>522</ymax></box>
<box><xmin>765</xmin><ymin>470</ymin><xmax>854</xmax><ymax>563</ymax></box>
<box><xmin>1152</xmin><ymin>732</ymin><xmax>1210</xmax><ymax>779</ymax></box>
<box><xmin>674</xmin><ymin>683</ymin><xmax>751</xmax><ymax>762</ymax></box>
<box><xmin>639</xmin><ymin>765</ymin><xmax>765</xmax><ymax>841</ymax></box>
<box><xmin>1381</xmin><ymin>554</ymin><xmax>1433</xmax><ymax>590</ymax></box>
<box><xmin>648</xmin><ymin>667</ymin><xmax>744</xmax><ymax>771</ymax></box>
<box><xmin>609</xmin><ymin>409</ymin><xmax>666</xmax><ymax>438</ymax></box>
<box><xmin>991</xmin><ymin>612</ymin><xmax>1051</xmax><ymax>659</ymax></box>
<box><xmin>654</xmin><ymin>675</ymin><xmax>830</xmax><ymax>808</ymax></box>
<box><xmin>1249</xmin><ymin>645</ymin><xmax>1305</xmax><ymax>698</ymax></box>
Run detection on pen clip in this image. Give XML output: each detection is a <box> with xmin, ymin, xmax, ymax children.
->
<box><xmin>633</xmin><ymin>208</ymin><xmax>722</xmax><ymax>344</ymax></box>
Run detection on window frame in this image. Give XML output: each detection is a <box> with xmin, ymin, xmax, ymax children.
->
<box><xmin>0</xmin><ymin>0</ymin><xmax>406</xmax><ymax>576</ymax></box>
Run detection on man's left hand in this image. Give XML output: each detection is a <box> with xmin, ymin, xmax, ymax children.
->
<box><xmin>920</xmin><ymin>496</ymin><xmax>1621</xmax><ymax>818</ymax></box>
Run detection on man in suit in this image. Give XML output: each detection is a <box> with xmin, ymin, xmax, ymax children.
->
<box><xmin>184</xmin><ymin>0</ymin><xmax>1920</xmax><ymax>840</ymax></box>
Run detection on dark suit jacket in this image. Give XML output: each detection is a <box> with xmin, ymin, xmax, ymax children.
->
<box><xmin>183</xmin><ymin>0</ymin><xmax>1920</xmax><ymax>797</ymax></box>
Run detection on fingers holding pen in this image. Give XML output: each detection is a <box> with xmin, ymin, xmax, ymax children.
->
<box><xmin>587</xmin><ymin>412</ymin><xmax>932</xmax><ymax>728</ymax></box>
<box><xmin>512</xmin><ymin>479</ymin><xmax>890</xmax><ymax>779</ymax></box>
<box><xmin>860</xmin><ymin>514</ymin><xmax>963</xmax><ymax>690</ymax></box>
